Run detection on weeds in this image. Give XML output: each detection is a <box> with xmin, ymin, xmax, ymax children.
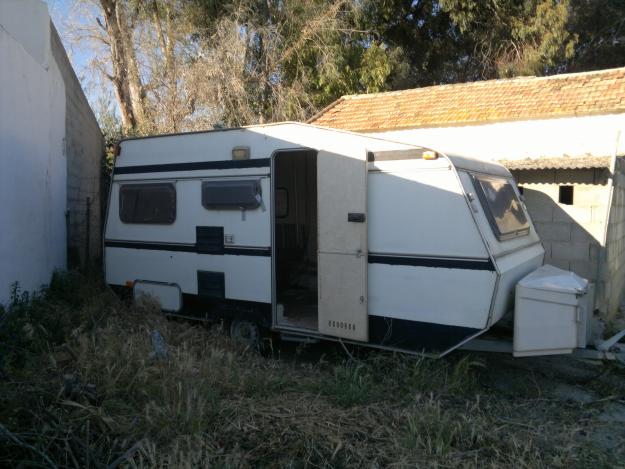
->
<box><xmin>404</xmin><ymin>397</ymin><xmax>470</xmax><ymax>459</ymax></box>
<box><xmin>320</xmin><ymin>362</ymin><xmax>378</xmax><ymax>407</ymax></box>
<box><xmin>0</xmin><ymin>272</ymin><xmax>622</xmax><ymax>467</ymax></box>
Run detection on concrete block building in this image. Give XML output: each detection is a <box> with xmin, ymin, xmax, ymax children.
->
<box><xmin>0</xmin><ymin>0</ymin><xmax>103</xmax><ymax>305</ymax></box>
<box><xmin>309</xmin><ymin>68</ymin><xmax>625</xmax><ymax>317</ymax></box>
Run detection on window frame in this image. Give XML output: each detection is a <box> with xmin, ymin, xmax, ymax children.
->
<box><xmin>471</xmin><ymin>174</ymin><xmax>530</xmax><ymax>241</ymax></box>
<box><xmin>119</xmin><ymin>182</ymin><xmax>177</xmax><ymax>225</ymax></box>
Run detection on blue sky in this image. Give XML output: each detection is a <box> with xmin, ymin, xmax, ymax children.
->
<box><xmin>44</xmin><ymin>0</ymin><xmax>106</xmax><ymax>111</ymax></box>
<box><xmin>45</xmin><ymin>0</ymin><xmax>88</xmax><ymax>70</ymax></box>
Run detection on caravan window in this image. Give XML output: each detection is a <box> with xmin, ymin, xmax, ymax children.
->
<box><xmin>472</xmin><ymin>175</ymin><xmax>529</xmax><ymax>241</ymax></box>
<box><xmin>119</xmin><ymin>183</ymin><xmax>176</xmax><ymax>224</ymax></box>
<box><xmin>201</xmin><ymin>179</ymin><xmax>261</xmax><ymax>210</ymax></box>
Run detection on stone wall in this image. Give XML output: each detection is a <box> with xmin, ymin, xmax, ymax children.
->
<box><xmin>50</xmin><ymin>25</ymin><xmax>103</xmax><ymax>267</ymax></box>
<box><xmin>511</xmin><ymin>167</ymin><xmax>612</xmax><ymax>312</ymax></box>
<box><xmin>603</xmin><ymin>157</ymin><xmax>625</xmax><ymax>318</ymax></box>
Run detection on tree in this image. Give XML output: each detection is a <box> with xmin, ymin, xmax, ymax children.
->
<box><xmin>69</xmin><ymin>0</ymin><xmax>393</xmax><ymax>132</ymax></box>
<box><xmin>566</xmin><ymin>0</ymin><xmax>625</xmax><ymax>72</ymax></box>
<box><xmin>98</xmin><ymin>0</ymin><xmax>148</xmax><ymax>132</ymax></box>
<box><xmin>358</xmin><ymin>0</ymin><xmax>579</xmax><ymax>87</ymax></box>
<box><xmin>184</xmin><ymin>0</ymin><xmax>394</xmax><ymax>126</ymax></box>
<box><xmin>357</xmin><ymin>0</ymin><xmax>473</xmax><ymax>87</ymax></box>
<box><xmin>440</xmin><ymin>0</ymin><xmax>576</xmax><ymax>78</ymax></box>
<box><xmin>65</xmin><ymin>0</ymin><xmax>625</xmax><ymax>135</ymax></box>
<box><xmin>69</xmin><ymin>0</ymin><xmax>196</xmax><ymax>134</ymax></box>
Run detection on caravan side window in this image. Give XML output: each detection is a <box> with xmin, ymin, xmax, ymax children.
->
<box><xmin>119</xmin><ymin>183</ymin><xmax>176</xmax><ymax>224</ymax></box>
<box><xmin>472</xmin><ymin>175</ymin><xmax>529</xmax><ymax>241</ymax></box>
<box><xmin>201</xmin><ymin>180</ymin><xmax>261</xmax><ymax>210</ymax></box>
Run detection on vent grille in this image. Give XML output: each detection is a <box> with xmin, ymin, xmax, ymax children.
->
<box><xmin>328</xmin><ymin>320</ymin><xmax>356</xmax><ymax>331</ymax></box>
<box><xmin>196</xmin><ymin>226</ymin><xmax>224</xmax><ymax>254</ymax></box>
<box><xmin>197</xmin><ymin>270</ymin><xmax>225</xmax><ymax>299</ymax></box>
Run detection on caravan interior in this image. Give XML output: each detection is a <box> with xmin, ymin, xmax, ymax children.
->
<box><xmin>274</xmin><ymin>149</ymin><xmax>318</xmax><ymax>331</ymax></box>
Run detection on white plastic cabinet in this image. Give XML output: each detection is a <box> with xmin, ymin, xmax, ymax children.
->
<box><xmin>513</xmin><ymin>265</ymin><xmax>590</xmax><ymax>357</ymax></box>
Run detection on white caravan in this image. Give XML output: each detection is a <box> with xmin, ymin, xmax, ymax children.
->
<box><xmin>104</xmin><ymin>122</ymin><xmax>545</xmax><ymax>356</ymax></box>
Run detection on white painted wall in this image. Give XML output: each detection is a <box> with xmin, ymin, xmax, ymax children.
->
<box><xmin>0</xmin><ymin>0</ymin><xmax>67</xmax><ymax>305</ymax></box>
<box><xmin>372</xmin><ymin>114</ymin><xmax>625</xmax><ymax>161</ymax></box>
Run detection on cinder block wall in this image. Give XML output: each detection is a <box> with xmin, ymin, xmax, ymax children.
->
<box><xmin>603</xmin><ymin>158</ymin><xmax>625</xmax><ymax>318</ymax></box>
<box><xmin>50</xmin><ymin>25</ymin><xmax>103</xmax><ymax>267</ymax></box>
<box><xmin>511</xmin><ymin>167</ymin><xmax>611</xmax><ymax>312</ymax></box>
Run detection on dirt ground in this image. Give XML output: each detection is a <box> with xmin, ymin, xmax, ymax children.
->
<box><xmin>475</xmin><ymin>352</ymin><xmax>625</xmax><ymax>459</ymax></box>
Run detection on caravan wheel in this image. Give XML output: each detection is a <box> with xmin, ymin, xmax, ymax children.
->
<box><xmin>229</xmin><ymin>320</ymin><xmax>260</xmax><ymax>349</ymax></box>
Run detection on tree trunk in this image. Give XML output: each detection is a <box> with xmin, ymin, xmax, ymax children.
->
<box><xmin>99</xmin><ymin>0</ymin><xmax>147</xmax><ymax>133</ymax></box>
<box><xmin>99</xmin><ymin>0</ymin><xmax>136</xmax><ymax>132</ymax></box>
<box><xmin>165</xmin><ymin>5</ymin><xmax>178</xmax><ymax>131</ymax></box>
<box><xmin>116</xmin><ymin>3</ymin><xmax>148</xmax><ymax>129</ymax></box>
<box><xmin>152</xmin><ymin>1</ymin><xmax>178</xmax><ymax>131</ymax></box>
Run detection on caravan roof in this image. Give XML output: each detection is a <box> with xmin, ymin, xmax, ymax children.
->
<box><xmin>117</xmin><ymin>122</ymin><xmax>512</xmax><ymax>179</ymax></box>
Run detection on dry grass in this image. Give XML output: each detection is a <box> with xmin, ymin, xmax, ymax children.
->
<box><xmin>0</xmin><ymin>272</ymin><xmax>623</xmax><ymax>468</ymax></box>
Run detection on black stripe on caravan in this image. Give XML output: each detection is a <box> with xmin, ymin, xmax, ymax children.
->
<box><xmin>104</xmin><ymin>240</ymin><xmax>271</xmax><ymax>257</ymax></box>
<box><xmin>114</xmin><ymin>158</ymin><xmax>271</xmax><ymax>175</ymax></box>
<box><xmin>369</xmin><ymin>315</ymin><xmax>480</xmax><ymax>353</ymax></box>
<box><xmin>223</xmin><ymin>247</ymin><xmax>272</xmax><ymax>256</ymax></box>
<box><xmin>368</xmin><ymin>254</ymin><xmax>495</xmax><ymax>271</ymax></box>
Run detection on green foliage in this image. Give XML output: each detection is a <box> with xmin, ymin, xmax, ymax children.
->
<box><xmin>358</xmin><ymin>0</ymin><xmax>474</xmax><ymax>86</ymax></box>
<box><xmin>567</xmin><ymin>0</ymin><xmax>625</xmax><ymax>72</ymax></box>
<box><xmin>321</xmin><ymin>362</ymin><xmax>378</xmax><ymax>406</ymax></box>
<box><xmin>188</xmin><ymin>0</ymin><xmax>394</xmax><ymax>124</ymax></box>
<box><xmin>357</xmin><ymin>0</ymin><xmax>621</xmax><ymax>87</ymax></box>
<box><xmin>443</xmin><ymin>0</ymin><xmax>576</xmax><ymax>77</ymax></box>
<box><xmin>93</xmin><ymin>0</ymin><xmax>625</xmax><ymax>133</ymax></box>
<box><xmin>94</xmin><ymin>94</ymin><xmax>123</xmax><ymax>150</ymax></box>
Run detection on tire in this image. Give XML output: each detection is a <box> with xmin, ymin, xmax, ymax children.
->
<box><xmin>229</xmin><ymin>319</ymin><xmax>261</xmax><ymax>349</ymax></box>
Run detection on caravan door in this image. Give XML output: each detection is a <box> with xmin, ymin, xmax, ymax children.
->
<box><xmin>317</xmin><ymin>149</ymin><xmax>368</xmax><ymax>341</ymax></box>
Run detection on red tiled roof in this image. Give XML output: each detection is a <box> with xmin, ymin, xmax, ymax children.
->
<box><xmin>309</xmin><ymin>68</ymin><xmax>625</xmax><ymax>132</ymax></box>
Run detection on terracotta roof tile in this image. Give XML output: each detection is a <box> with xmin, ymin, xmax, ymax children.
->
<box><xmin>309</xmin><ymin>68</ymin><xmax>625</xmax><ymax>131</ymax></box>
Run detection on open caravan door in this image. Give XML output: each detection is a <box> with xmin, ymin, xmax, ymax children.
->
<box><xmin>317</xmin><ymin>148</ymin><xmax>368</xmax><ymax>342</ymax></box>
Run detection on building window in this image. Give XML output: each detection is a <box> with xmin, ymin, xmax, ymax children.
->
<box><xmin>119</xmin><ymin>183</ymin><xmax>176</xmax><ymax>224</ymax></box>
<box><xmin>201</xmin><ymin>179</ymin><xmax>262</xmax><ymax>210</ymax></box>
<box><xmin>559</xmin><ymin>186</ymin><xmax>574</xmax><ymax>205</ymax></box>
